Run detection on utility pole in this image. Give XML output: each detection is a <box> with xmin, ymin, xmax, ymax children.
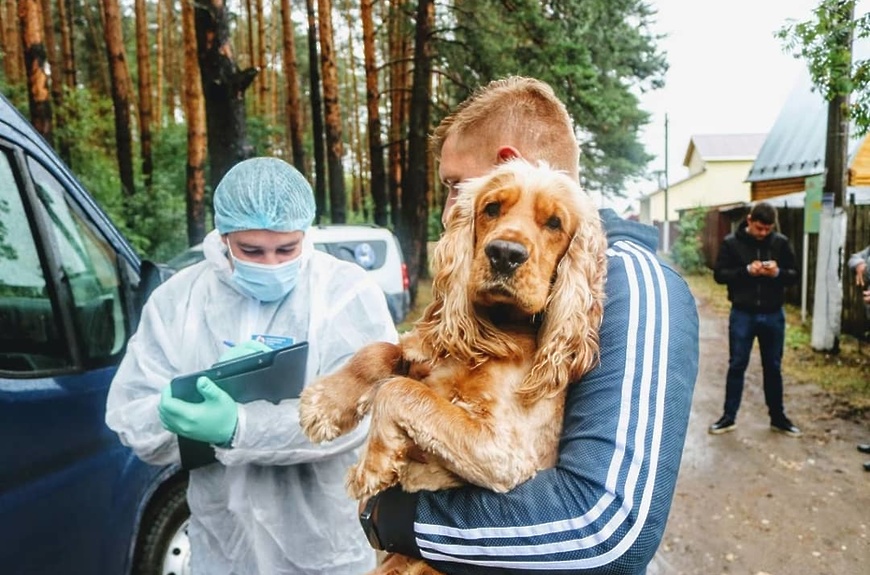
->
<box><xmin>663</xmin><ymin>113</ymin><xmax>670</xmax><ymax>254</ymax></box>
<box><xmin>824</xmin><ymin>1</ymin><xmax>853</xmax><ymax>209</ymax></box>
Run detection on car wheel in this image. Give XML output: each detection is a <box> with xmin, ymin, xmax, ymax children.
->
<box><xmin>132</xmin><ymin>477</ymin><xmax>191</xmax><ymax>575</ymax></box>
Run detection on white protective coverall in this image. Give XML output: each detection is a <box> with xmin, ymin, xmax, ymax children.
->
<box><xmin>106</xmin><ymin>229</ymin><xmax>398</xmax><ymax>574</ymax></box>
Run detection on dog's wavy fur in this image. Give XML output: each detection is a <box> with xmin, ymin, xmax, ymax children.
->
<box><xmin>299</xmin><ymin>160</ymin><xmax>607</xmax><ymax>575</ymax></box>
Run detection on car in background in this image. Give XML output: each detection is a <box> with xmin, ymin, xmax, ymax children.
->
<box><xmin>0</xmin><ymin>94</ymin><xmax>189</xmax><ymax>574</ymax></box>
<box><xmin>167</xmin><ymin>224</ymin><xmax>412</xmax><ymax>324</ymax></box>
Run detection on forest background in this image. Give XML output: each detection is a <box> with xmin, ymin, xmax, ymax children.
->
<box><xmin>0</xmin><ymin>0</ymin><xmax>668</xmax><ymax>301</ymax></box>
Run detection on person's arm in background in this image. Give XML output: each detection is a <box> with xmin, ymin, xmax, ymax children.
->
<box><xmin>215</xmin><ymin>273</ymin><xmax>399</xmax><ymax>467</ymax></box>
<box><xmin>371</xmin><ymin>236</ymin><xmax>700</xmax><ymax>574</ymax></box>
<box><xmin>847</xmin><ymin>246</ymin><xmax>869</xmax><ymax>284</ymax></box>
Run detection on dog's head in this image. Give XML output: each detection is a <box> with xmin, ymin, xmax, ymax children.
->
<box><xmin>418</xmin><ymin>160</ymin><xmax>607</xmax><ymax>402</ymax></box>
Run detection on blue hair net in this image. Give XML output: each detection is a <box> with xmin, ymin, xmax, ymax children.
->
<box><xmin>213</xmin><ymin>157</ymin><xmax>315</xmax><ymax>234</ymax></box>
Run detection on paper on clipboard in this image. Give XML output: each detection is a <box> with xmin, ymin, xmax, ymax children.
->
<box><xmin>170</xmin><ymin>341</ymin><xmax>309</xmax><ymax>470</ymax></box>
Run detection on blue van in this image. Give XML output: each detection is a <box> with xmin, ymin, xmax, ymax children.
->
<box><xmin>0</xmin><ymin>95</ymin><xmax>190</xmax><ymax>573</ymax></box>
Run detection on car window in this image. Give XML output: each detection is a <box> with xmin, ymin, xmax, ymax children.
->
<box><xmin>0</xmin><ymin>150</ymin><xmax>68</xmax><ymax>372</ymax></box>
<box><xmin>315</xmin><ymin>239</ymin><xmax>387</xmax><ymax>270</ymax></box>
<box><xmin>27</xmin><ymin>157</ymin><xmax>127</xmax><ymax>364</ymax></box>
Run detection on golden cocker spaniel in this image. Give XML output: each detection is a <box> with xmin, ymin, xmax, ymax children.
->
<box><xmin>299</xmin><ymin>159</ymin><xmax>607</xmax><ymax>574</ymax></box>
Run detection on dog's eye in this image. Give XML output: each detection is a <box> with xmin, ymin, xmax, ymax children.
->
<box><xmin>545</xmin><ymin>215</ymin><xmax>562</xmax><ymax>230</ymax></box>
<box><xmin>484</xmin><ymin>202</ymin><xmax>501</xmax><ymax>217</ymax></box>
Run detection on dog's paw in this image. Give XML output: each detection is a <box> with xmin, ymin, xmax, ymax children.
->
<box><xmin>298</xmin><ymin>382</ymin><xmax>357</xmax><ymax>443</ymax></box>
<box><xmin>346</xmin><ymin>460</ymin><xmax>398</xmax><ymax>500</ymax></box>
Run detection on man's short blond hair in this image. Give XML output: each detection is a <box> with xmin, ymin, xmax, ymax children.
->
<box><xmin>431</xmin><ymin>77</ymin><xmax>580</xmax><ymax>180</ymax></box>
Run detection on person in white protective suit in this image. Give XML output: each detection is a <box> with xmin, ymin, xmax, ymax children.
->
<box><xmin>106</xmin><ymin>157</ymin><xmax>398</xmax><ymax>575</ymax></box>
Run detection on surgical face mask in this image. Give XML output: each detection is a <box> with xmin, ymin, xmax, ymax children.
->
<box><xmin>226</xmin><ymin>242</ymin><xmax>302</xmax><ymax>302</ymax></box>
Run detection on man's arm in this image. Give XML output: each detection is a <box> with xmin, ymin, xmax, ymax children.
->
<box><xmin>847</xmin><ymin>246</ymin><xmax>870</xmax><ymax>270</ymax></box>
<box><xmin>371</xmin><ymin>239</ymin><xmax>699</xmax><ymax>574</ymax></box>
<box><xmin>712</xmin><ymin>237</ymin><xmax>745</xmax><ymax>286</ymax></box>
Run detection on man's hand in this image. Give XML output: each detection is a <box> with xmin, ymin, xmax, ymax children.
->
<box><xmin>862</xmin><ymin>289</ymin><xmax>870</xmax><ymax>305</ymax></box>
<box><xmin>158</xmin><ymin>376</ymin><xmax>239</xmax><ymax>445</ymax></box>
<box><xmin>856</xmin><ymin>262</ymin><xmax>867</xmax><ymax>287</ymax></box>
<box><xmin>747</xmin><ymin>260</ymin><xmax>765</xmax><ymax>276</ymax></box>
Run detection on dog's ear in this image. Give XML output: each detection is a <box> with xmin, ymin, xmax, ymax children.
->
<box><xmin>519</xmin><ymin>201</ymin><xmax>608</xmax><ymax>404</ymax></box>
<box><xmin>416</xmin><ymin>187</ymin><xmax>485</xmax><ymax>362</ymax></box>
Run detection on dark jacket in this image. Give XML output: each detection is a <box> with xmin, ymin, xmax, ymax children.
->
<box><xmin>714</xmin><ymin>221</ymin><xmax>799</xmax><ymax>313</ymax></box>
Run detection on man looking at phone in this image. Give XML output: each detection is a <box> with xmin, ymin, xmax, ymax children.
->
<box><xmin>709</xmin><ymin>201</ymin><xmax>801</xmax><ymax>436</ymax></box>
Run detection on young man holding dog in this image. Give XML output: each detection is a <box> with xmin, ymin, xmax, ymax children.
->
<box><xmin>360</xmin><ymin>77</ymin><xmax>700</xmax><ymax>574</ymax></box>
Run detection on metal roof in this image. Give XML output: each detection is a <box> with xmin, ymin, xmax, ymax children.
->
<box><xmin>747</xmin><ymin>38</ymin><xmax>869</xmax><ymax>183</ymax></box>
<box><xmin>683</xmin><ymin>133</ymin><xmax>767</xmax><ymax>166</ymax></box>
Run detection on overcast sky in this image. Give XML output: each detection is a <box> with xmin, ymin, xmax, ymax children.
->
<box><xmin>606</xmin><ymin>0</ymin><xmax>869</xmax><ymax>214</ymax></box>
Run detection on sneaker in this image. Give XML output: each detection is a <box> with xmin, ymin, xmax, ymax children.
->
<box><xmin>708</xmin><ymin>415</ymin><xmax>736</xmax><ymax>435</ymax></box>
<box><xmin>770</xmin><ymin>417</ymin><xmax>802</xmax><ymax>437</ymax></box>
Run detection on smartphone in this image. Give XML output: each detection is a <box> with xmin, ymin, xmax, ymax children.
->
<box><xmin>762</xmin><ymin>261</ymin><xmax>774</xmax><ymax>268</ymax></box>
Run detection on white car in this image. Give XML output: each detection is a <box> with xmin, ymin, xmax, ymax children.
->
<box><xmin>166</xmin><ymin>224</ymin><xmax>411</xmax><ymax>324</ymax></box>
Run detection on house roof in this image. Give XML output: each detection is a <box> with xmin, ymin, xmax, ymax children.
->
<box><xmin>746</xmin><ymin>37</ymin><xmax>870</xmax><ymax>183</ymax></box>
<box><xmin>683</xmin><ymin>133</ymin><xmax>767</xmax><ymax>166</ymax></box>
<box><xmin>759</xmin><ymin>186</ymin><xmax>870</xmax><ymax>207</ymax></box>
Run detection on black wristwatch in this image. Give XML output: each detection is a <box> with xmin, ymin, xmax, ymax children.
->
<box><xmin>359</xmin><ymin>494</ymin><xmax>383</xmax><ymax>550</ymax></box>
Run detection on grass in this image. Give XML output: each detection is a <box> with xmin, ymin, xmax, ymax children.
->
<box><xmin>401</xmin><ymin>269</ymin><xmax>869</xmax><ymax>419</ymax></box>
<box><xmin>685</xmin><ymin>271</ymin><xmax>870</xmax><ymax>419</ymax></box>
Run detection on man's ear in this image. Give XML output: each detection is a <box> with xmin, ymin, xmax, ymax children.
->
<box><xmin>496</xmin><ymin>146</ymin><xmax>522</xmax><ymax>164</ymax></box>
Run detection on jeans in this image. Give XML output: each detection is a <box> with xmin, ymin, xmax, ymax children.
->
<box><xmin>723</xmin><ymin>307</ymin><xmax>786</xmax><ymax>421</ymax></box>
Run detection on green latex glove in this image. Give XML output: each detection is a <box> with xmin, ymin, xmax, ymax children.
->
<box><xmin>218</xmin><ymin>339</ymin><xmax>273</xmax><ymax>363</ymax></box>
<box><xmin>159</xmin><ymin>376</ymin><xmax>239</xmax><ymax>445</ymax></box>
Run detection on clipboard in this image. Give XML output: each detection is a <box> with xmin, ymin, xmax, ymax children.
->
<box><xmin>170</xmin><ymin>341</ymin><xmax>309</xmax><ymax>470</ymax></box>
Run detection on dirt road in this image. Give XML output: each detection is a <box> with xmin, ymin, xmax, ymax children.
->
<box><xmin>651</xmin><ymin>297</ymin><xmax>869</xmax><ymax>575</ymax></box>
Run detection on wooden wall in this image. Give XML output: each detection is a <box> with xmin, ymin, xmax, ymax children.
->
<box><xmin>751</xmin><ymin>177</ymin><xmax>806</xmax><ymax>201</ymax></box>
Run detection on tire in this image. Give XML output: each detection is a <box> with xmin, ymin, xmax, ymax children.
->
<box><xmin>132</xmin><ymin>476</ymin><xmax>191</xmax><ymax>575</ymax></box>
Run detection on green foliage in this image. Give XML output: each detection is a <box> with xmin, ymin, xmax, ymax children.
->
<box><xmin>53</xmin><ymin>88</ymin><xmax>189</xmax><ymax>262</ymax></box>
<box><xmin>246</xmin><ymin>114</ymin><xmax>285</xmax><ymax>158</ymax></box>
<box><xmin>133</xmin><ymin>124</ymin><xmax>190</xmax><ymax>262</ymax></box>
<box><xmin>671</xmin><ymin>207</ymin><xmax>707</xmax><ymax>274</ymax></box>
<box><xmin>777</xmin><ymin>0</ymin><xmax>870</xmax><ymax>136</ymax></box>
<box><xmin>434</xmin><ymin>0</ymin><xmax>666</xmax><ymax>196</ymax></box>
<box><xmin>54</xmin><ymin>87</ymin><xmax>128</xmax><ymax>226</ymax></box>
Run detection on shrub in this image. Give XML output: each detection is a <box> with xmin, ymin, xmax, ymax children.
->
<box><xmin>671</xmin><ymin>207</ymin><xmax>707</xmax><ymax>274</ymax></box>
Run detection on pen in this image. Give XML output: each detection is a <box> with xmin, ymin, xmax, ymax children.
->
<box><xmin>223</xmin><ymin>340</ymin><xmax>235</xmax><ymax>348</ymax></box>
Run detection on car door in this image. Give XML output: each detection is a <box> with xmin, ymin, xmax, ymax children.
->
<box><xmin>0</xmin><ymin>140</ymin><xmax>148</xmax><ymax>574</ymax></box>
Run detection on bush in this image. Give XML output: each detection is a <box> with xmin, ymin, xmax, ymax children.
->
<box><xmin>671</xmin><ymin>207</ymin><xmax>707</xmax><ymax>274</ymax></box>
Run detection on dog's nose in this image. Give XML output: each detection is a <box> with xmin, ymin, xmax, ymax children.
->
<box><xmin>485</xmin><ymin>240</ymin><xmax>529</xmax><ymax>274</ymax></box>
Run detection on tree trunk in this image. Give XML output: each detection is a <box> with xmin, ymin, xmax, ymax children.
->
<box><xmin>280</xmin><ymin>0</ymin><xmax>306</xmax><ymax>174</ymax></box>
<box><xmin>46</xmin><ymin>0</ymin><xmax>72</xmax><ymax>164</ymax></box>
<box><xmin>398</xmin><ymin>0</ymin><xmax>434</xmax><ymax>299</ymax></box>
<box><xmin>19</xmin><ymin>0</ymin><xmax>52</xmax><ymax>143</ymax></box>
<box><xmin>387</xmin><ymin>0</ymin><xmax>410</xmax><ymax>228</ymax></box>
<box><xmin>341</xmin><ymin>0</ymin><xmax>362</xmax><ymax>215</ymax></box>
<box><xmin>194</xmin><ymin>0</ymin><xmax>257</xmax><ymax>191</ymax></box>
<box><xmin>361</xmin><ymin>0</ymin><xmax>388</xmax><ymax>225</ymax></box>
<box><xmin>181</xmin><ymin>0</ymin><xmax>206</xmax><ymax>246</ymax></box>
<box><xmin>37</xmin><ymin>0</ymin><xmax>60</xmax><ymax>106</ymax></box>
<box><xmin>165</xmin><ymin>0</ymin><xmax>179</xmax><ymax>122</ymax></box>
<box><xmin>245</xmin><ymin>0</ymin><xmax>254</xmax><ymax>83</ymax></box>
<box><xmin>256</xmin><ymin>0</ymin><xmax>267</xmax><ymax>117</ymax></box>
<box><xmin>317</xmin><ymin>0</ymin><xmax>346</xmax><ymax>223</ymax></box>
<box><xmin>305</xmin><ymin>0</ymin><xmax>326</xmax><ymax>221</ymax></box>
<box><xmin>56</xmin><ymin>0</ymin><xmax>75</xmax><ymax>90</ymax></box>
<box><xmin>134</xmin><ymin>0</ymin><xmax>153</xmax><ymax>187</ymax></box>
<box><xmin>100</xmin><ymin>0</ymin><xmax>135</xmax><ymax>199</ymax></box>
<box><xmin>154</xmin><ymin>0</ymin><xmax>163</xmax><ymax>130</ymax></box>
<box><xmin>4</xmin><ymin>0</ymin><xmax>23</xmax><ymax>84</ymax></box>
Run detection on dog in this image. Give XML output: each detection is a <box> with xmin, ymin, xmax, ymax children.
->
<box><xmin>298</xmin><ymin>159</ymin><xmax>608</xmax><ymax>574</ymax></box>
